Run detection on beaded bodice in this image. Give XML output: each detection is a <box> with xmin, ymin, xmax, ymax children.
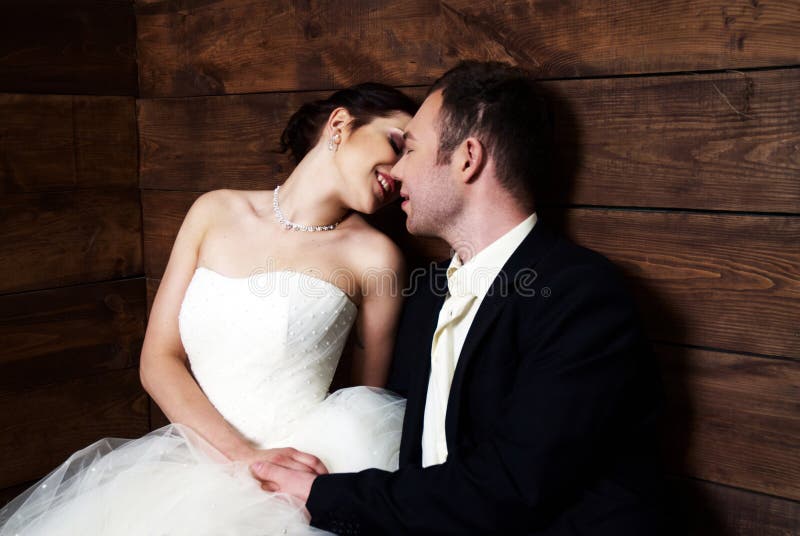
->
<box><xmin>178</xmin><ymin>266</ymin><xmax>357</xmax><ymax>446</ymax></box>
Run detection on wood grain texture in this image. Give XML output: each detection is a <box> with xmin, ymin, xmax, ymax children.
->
<box><xmin>658</xmin><ymin>345</ymin><xmax>800</xmax><ymax>500</ymax></box>
<box><xmin>137</xmin><ymin>92</ymin><xmax>324</xmax><ymax>191</ymax></box>
<box><xmin>135</xmin><ymin>0</ymin><xmax>800</xmax><ymax>97</ymax></box>
<box><xmin>669</xmin><ymin>477</ymin><xmax>800</xmax><ymax>535</ymax></box>
<box><xmin>543</xmin><ymin>68</ymin><xmax>800</xmax><ymax>213</ymax></box>
<box><xmin>0</xmin><ymin>190</ymin><xmax>144</xmax><ymax>294</ymax></box>
<box><xmin>138</xmin><ymin>68</ymin><xmax>799</xmax><ymax>212</ymax></box>
<box><xmin>0</xmin><ymin>0</ymin><xmax>138</xmax><ymax>95</ymax></box>
<box><xmin>0</xmin><ymin>278</ymin><xmax>146</xmax><ymax>392</ymax></box>
<box><xmin>0</xmin><ymin>368</ymin><xmax>149</xmax><ymax>489</ymax></box>
<box><xmin>0</xmin><ymin>94</ymin><xmax>138</xmax><ymax>193</ymax></box>
<box><xmin>560</xmin><ymin>208</ymin><xmax>800</xmax><ymax>359</ymax></box>
<box><xmin>141</xmin><ymin>189</ymin><xmax>200</xmax><ymax>277</ymax></box>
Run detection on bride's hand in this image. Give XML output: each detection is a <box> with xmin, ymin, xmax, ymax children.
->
<box><xmin>240</xmin><ymin>447</ymin><xmax>329</xmax><ymax>477</ymax></box>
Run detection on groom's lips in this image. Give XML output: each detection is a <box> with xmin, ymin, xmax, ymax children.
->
<box><xmin>399</xmin><ymin>190</ymin><xmax>410</xmax><ymax>211</ymax></box>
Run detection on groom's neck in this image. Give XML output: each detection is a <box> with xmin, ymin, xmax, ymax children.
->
<box><xmin>446</xmin><ymin>200</ymin><xmax>532</xmax><ymax>264</ymax></box>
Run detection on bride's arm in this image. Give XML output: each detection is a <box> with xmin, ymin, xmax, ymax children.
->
<box><xmin>139</xmin><ymin>191</ymin><xmax>324</xmax><ymax>475</ymax></box>
<box><xmin>348</xmin><ymin>236</ymin><xmax>406</xmax><ymax>388</ymax></box>
<box><xmin>139</xmin><ymin>191</ymin><xmax>255</xmax><ymax>460</ymax></box>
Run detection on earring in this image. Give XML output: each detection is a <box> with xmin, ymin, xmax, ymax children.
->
<box><xmin>328</xmin><ymin>132</ymin><xmax>341</xmax><ymax>151</ymax></box>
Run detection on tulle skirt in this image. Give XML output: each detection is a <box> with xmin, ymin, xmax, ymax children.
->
<box><xmin>0</xmin><ymin>386</ymin><xmax>405</xmax><ymax>536</ymax></box>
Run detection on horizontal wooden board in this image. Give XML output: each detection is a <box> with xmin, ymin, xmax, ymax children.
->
<box><xmin>561</xmin><ymin>208</ymin><xmax>799</xmax><ymax>359</ymax></box>
<box><xmin>138</xmin><ymin>68</ymin><xmax>800</xmax><ymax>212</ymax></box>
<box><xmin>0</xmin><ymin>94</ymin><xmax>138</xmax><ymax>194</ymax></box>
<box><xmin>135</xmin><ymin>0</ymin><xmax>800</xmax><ymax>97</ymax></box>
<box><xmin>0</xmin><ymin>0</ymin><xmax>137</xmax><ymax>95</ymax></box>
<box><xmin>0</xmin><ymin>190</ymin><xmax>143</xmax><ymax>294</ymax></box>
<box><xmin>137</xmin><ymin>90</ymin><xmax>342</xmax><ymax>191</ymax></box>
<box><xmin>141</xmin><ymin>189</ymin><xmax>200</xmax><ymax>278</ymax></box>
<box><xmin>0</xmin><ymin>278</ymin><xmax>146</xmax><ymax>392</ymax></box>
<box><xmin>142</xmin><ymin>190</ymin><xmax>798</xmax><ymax>358</ymax></box>
<box><xmin>659</xmin><ymin>345</ymin><xmax>800</xmax><ymax>500</ymax></box>
<box><xmin>669</xmin><ymin>477</ymin><xmax>800</xmax><ymax>535</ymax></box>
<box><xmin>0</xmin><ymin>368</ymin><xmax>149</xmax><ymax>489</ymax></box>
<box><xmin>541</xmin><ymin>68</ymin><xmax>800</xmax><ymax>213</ymax></box>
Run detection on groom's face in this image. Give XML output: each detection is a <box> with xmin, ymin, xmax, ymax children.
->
<box><xmin>391</xmin><ymin>90</ymin><xmax>462</xmax><ymax>237</ymax></box>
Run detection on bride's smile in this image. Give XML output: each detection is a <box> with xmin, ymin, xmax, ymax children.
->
<box><xmin>330</xmin><ymin>113</ymin><xmax>408</xmax><ymax>213</ymax></box>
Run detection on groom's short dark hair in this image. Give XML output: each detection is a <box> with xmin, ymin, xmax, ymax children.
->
<box><xmin>429</xmin><ymin>61</ymin><xmax>553</xmax><ymax>211</ymax></box>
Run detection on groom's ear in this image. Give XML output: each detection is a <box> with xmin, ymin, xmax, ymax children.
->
<box><xmin>455</xmin><ymin>137</ymin><xmax>486</xmax><ymax>184</ymax></box>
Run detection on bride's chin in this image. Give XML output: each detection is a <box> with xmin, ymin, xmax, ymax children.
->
<box><xmin>362</xmin><ymin>199</ymin><xmax>384</xmax><ymax>215</ymax></box>
<box><xmin>365</xmin><ymin>187</ymin><xmax>387</xmax><ymax>212</ymax></box>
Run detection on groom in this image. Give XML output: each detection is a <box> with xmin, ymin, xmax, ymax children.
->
<box><xmin>252</xmin><ymin>61</ymin><xmax>664</xmax><ymax>534</ymax></box>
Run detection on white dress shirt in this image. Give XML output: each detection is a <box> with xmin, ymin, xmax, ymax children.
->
<box><xmin>421</xmin><ymin>212</ymin><xmax>538</xmax><ymax>467</ymax></box>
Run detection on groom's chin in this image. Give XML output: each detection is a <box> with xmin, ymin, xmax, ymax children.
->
<box><xmin>401</xmin><ymin>207</ymin><xmax>437</xmax><ymax>238</ymax></box>
<box><xmin>404</xmin><ymin>220</ymin><xmax>435</xmax><ymax>239</ymax></box>
<box><xmin>402</xmin><ymin>214</ymin><xmax>419</xmax><ymax>235</ymax></box>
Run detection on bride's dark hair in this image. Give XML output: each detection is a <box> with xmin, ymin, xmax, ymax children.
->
<box><xmin>280</xmin><ymin>83</ymin><xmax>418</xmax><ymax>164</ymax></box>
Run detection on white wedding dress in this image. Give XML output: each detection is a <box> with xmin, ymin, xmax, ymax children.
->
<box><xmin>0</xmin><ymin>266</ymin><xmax>405</xmax><ymax>535</ymax></box>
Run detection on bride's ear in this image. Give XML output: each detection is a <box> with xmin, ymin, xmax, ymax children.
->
<box><xmin>326</xmin><ymin>107</ymin><xmax>354</xmax><ymax>140</ymax></box>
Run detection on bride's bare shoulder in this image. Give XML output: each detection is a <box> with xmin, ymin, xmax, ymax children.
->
<box><xmin>341</xmin><ymin>214</ymin><xmax>405</xmax><ymax>276</ymax></box>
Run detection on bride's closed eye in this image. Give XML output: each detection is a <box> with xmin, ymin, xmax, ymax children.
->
<box><xmin>388</xmin><ymin>131</ymin><xmax>404</xmax><ymax>156</ymax></box>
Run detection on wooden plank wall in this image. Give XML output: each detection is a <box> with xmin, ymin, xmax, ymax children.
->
<box><xmin>0</xmin><ymin>0</ymin><xmax>146</xmax><ymax>505</ymax></box>
<box><xmin>135</xmin><ymin>1</ymin><xmax>799</xmax><ymax>533</ymax></box>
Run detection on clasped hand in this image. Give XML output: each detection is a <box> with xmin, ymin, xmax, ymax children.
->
<box><xmin>244</xmin><ymin>447</ymin><xmax>325</xmax><ymax>503</ymax></box>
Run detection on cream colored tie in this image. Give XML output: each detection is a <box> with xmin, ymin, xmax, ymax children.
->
<box><xmin>421</xmin><ymin>265</ymin><xmax>476</xmax><ymax>467</ymax></box>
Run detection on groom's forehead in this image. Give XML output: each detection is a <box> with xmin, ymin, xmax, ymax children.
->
<box><xmin>405</xmin><ymin>90</ymin><xmax>444</xmax><ymax>139</ymax></box>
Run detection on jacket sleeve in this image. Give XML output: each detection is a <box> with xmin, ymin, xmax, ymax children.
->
<box><xmin>308</xmin><ymin>262</ymin><xmax>659</xmax><ymax>535</ymax></box>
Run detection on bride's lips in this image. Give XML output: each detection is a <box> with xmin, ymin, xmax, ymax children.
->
<box><xmin>375</xmin><ymin>171</ymin><xmax>397</xmax><ymax>201</ymax></box>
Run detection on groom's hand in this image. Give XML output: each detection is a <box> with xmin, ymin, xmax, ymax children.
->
<box><xmin>250</xmin><ymin>460</ymin><xmax>317</xmax><ymax>502</ymax></box>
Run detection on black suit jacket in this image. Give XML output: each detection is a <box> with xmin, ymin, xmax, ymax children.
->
<box><xmin>308</xmin><ymin>222</ymin><xmax>664</xmax><ymax>535</ymax></box>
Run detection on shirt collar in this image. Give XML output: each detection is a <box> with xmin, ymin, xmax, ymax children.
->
<box><xmin>447</xmin><ymin>212</ymin><xmax>538</xmax><ymax>299</ymax></box>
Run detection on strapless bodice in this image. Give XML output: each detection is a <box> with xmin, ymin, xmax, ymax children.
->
<box><xmin>178</xmin><ymin>266</ymin><xmax>357</xmax><ymax>447</ymax></box>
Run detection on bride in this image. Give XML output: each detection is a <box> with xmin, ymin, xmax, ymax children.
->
<box><xmin>0</xmin><ymin>83</ymin><xmax>418</xmax><ymax>535</ymax></box>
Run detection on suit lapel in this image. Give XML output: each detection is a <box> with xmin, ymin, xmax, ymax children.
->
<box><xmin>444</xmin><ymin>223</ymin><xmax>558</xmax><ymax>446</ymax></box>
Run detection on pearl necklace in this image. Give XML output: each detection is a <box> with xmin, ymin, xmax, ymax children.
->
<box><xmin>272</xmin><ymin>185</ymin><xmax>343</xmax><ymax>232</ymax></box>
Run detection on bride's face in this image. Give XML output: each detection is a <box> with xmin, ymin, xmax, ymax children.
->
<box><xmin>333</xmin><ymin>112</ymin><xmax>410</xmax><ymax>214</ymax></box>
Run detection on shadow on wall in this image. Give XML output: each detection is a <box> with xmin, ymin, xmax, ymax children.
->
<box><xmin>539</xmin><ymin>86</ymin><xmax>706</xmax><ymax>534</ymax></box>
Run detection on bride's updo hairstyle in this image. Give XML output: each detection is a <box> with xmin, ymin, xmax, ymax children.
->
<box><xmin>280</xmin><ymin>83</ymin><xmax>418</xmax><ymax>164</ymax></box>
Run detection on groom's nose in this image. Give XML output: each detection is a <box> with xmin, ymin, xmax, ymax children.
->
<box><xmin>390</xmin><ymin>157</ymin><xmax>404</xmax><ymax>181</ymax></box>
